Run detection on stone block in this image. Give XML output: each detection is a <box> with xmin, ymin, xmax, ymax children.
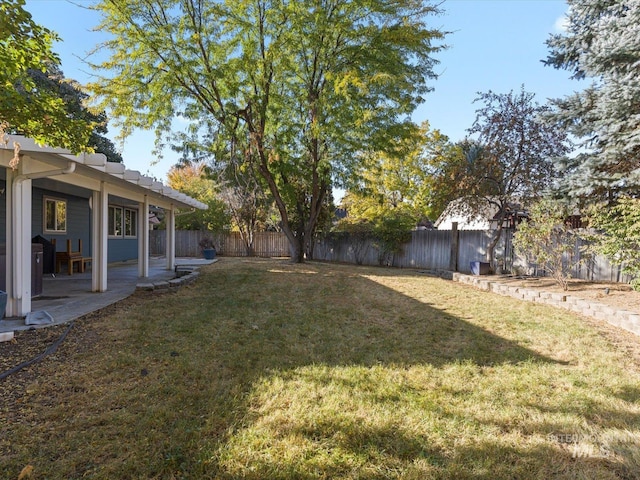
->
<box><xmin>154</xmin><ymin>281</ymin><xmax>170</xmax><ymax>290</ymax></box>
<box><xmin>0</xmin><ymin>331</ymin><xmax>14</xmax><ymax>343</ymax></box>
<box><xmin>136</xmin><ymin>283</ymin><xmax>155</xmax><ymax>292</ymax></box>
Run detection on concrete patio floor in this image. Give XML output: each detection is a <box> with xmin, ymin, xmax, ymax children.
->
<box><xmin>0</xmin><ymin>256</ymin><xmax>214</xmax><ymax>334</ymax></box>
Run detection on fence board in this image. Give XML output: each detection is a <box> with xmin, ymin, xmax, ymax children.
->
<box><xmin>150</xmin><ymin>229</ymin><xmax>632</xmax><ymax>284</ymax></box>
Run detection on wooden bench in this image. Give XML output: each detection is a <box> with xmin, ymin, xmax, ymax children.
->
<box><xmin>53</xmin><ymin>239</ymin><xmax>84</xmax><ymax>275</ymax></box>
<box><xmin>82</xmin><ymin>257</ymin><xmax>92</xmax><ymax>271</ymax></box>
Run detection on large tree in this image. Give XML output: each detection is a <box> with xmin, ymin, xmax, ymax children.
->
<box><xmin>545</xmin><ymin>0</ymin><xmax>640</xmax><ymax>198</ymax></box>
<box><xmin>343</xmin><ymin>121</ymin><xmax>451</xmax><ymax>224</ymax></box>
<box><xmin>431</xmin><ymin>88</ymin><xmax>571</xmax><ymax>267</ymax></box>
<box><xmin>91</xmin><ymin>0</ymin><xmax>446</xmax><ymax>262</ymax></box>
<box><xmin>0</xmin><ymin>0</ymin><xmax>92</xmax><ymax>155</ymax></box>
<box><xmin>29</xmin><ymin>64</ymin><xmax>123</xmax><ymax>163</ymax></box>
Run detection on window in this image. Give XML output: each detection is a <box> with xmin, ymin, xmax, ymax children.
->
<box><xmin>108</xmin><ymin>206</ymin><xmax>138</xmax><ymax>238</ymax></box>
<box><xmin>124</xmin><ymin>208</ymin><xmax>137</xmax><ymax>237</ymax></box>
<box><xmin>108</xmin><ymin>206</ymin><xmax>123</xmax><ymax>237</ymax></box>
<box><xmin>44</xmin><ymin>197</ymin><xmax>67</xmax><ymax>233</ymax></box>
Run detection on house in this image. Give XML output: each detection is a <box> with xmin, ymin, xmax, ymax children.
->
<box><xmin>0</xmin><ymin>135</ymin><xmax>206</xmax><ymax>318</ymax></box>
<box><xmin>434</xmin><ymin>197</ymin><xmax>527</xmax><ymax>230</ymax></box>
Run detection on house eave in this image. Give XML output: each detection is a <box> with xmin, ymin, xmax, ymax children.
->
<box><xmin>0</xmin><ymin>136</ymin><xmax>207</xmax><ymax>211</ymax></box>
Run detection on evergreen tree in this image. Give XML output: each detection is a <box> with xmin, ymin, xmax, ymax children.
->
<box><xmin>545</xmin><ymin>0</ymin><xmax>640</xmax><ymax>198</ymax></box>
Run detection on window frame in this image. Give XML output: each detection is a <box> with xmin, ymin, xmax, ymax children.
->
<box><xmin>108</xmin><ymin>205</ymin><xmax>123</xmax><ymax>238</ymax></box>
<box><xmin>124</xmin><ymin>208</ymin><xmax>138</xmax><ymax>238</ymax></box>
<box><xmin>43</xmin><ymin>196</ymin><xmax>67</xmax><ymax>234</ymax></box>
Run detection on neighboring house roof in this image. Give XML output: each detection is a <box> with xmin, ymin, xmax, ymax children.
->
<box><xmin>1</xmin><ymin>136</ymin><xmax>207</xmax><ymax>211</ymax></box>
<box><xmin>435</xmin><ymin>197</ymin><xmax>526</xmax><ymax>230</ymax></box>
<box><xmin>435</xmin><ymin>197</ymin><xmax>497</xmax><ymax>230</ymax></box>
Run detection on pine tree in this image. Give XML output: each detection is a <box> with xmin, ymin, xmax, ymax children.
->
<box><xmin>545</xmin><ymin>0</ymin><xmax>640</xmax><ymax>198</ymax></box>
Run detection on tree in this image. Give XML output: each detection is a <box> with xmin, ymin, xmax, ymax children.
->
<box><xmin>434</xmin><ymin>88</ymin><xmax>571</xmax><ymax>267</ymax></box>
<box><xmin>423</xmin><ymin>138</ymin><xmax>481</xmax><ymax>221</ymax></box>
<box><xmin>584</xmin><ymin>196</ymin><xmax>640</xmax><ymax>290</ymax></box>
<box><xmin>513</xmin><ymin>198</ymin><xmax>584</xmax><ymax>291</ymax></box>
<box><xmin>0</xmin><ymin>0</ymin><xmax>92</xmax><ymax>154</ymax></box>
<box><xmin>28</xmin><ymin>64</ymin><xmax>123</xmax><ymax>162</ymax></box>
<box><xmin>345</xmin><ymin>121</ymin><xmax>450</xmax><ymax>224</ymax></box>
<box><xmin>545</xmin><ymin>0</ymin><xmax>640</xmax><ymax>198</ymax></box>
<box><xmin>91</xmin><ymin>0</ymin><xmax>446</xmax><ymax>262</ymax></box>
<box><xmin>166</xmin><ymin>162</ymin><xmax>230</xmax><ymax>232</ymax></box>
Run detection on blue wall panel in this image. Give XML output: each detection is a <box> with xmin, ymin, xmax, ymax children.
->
<box><xmin>32</xmin><ymin>187</ymin><xmax>91</xmax><ymax>256</ymax></box>
<box><xmin>108</xmin><ymin>238</ymin><xmax>138</xmax><ymax>262</ymax></box>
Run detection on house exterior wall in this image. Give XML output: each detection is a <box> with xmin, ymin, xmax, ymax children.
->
<box><xmin>32</xmin><ymin>187</ymin><xmax>91</xmax><ymax>257</ymax></box>
<box><xmin>108</xmin><ymin>238</ymin><xmax>138</xmax><ymax>263</ymax></box>
<box><xmin>0</xmin><ymin>185</ymin><xmax>140</xmax><ymax>263</ymax></box>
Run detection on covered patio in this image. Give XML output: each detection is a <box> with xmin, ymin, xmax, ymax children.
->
<box><xmin>0</xmin><ymin>135</ymin><xmax>207</xmax><ymax>325</ymax></box>
<box><xmin>0</xmin><ymin>256</ymin><xmax>214</xmax><ymax>334</ymax></box>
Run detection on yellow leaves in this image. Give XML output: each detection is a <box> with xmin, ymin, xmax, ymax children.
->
<box><xmin>18</xmin><ymin>465</ymin><xmax>34</xmax><ymax>480</ymax></box>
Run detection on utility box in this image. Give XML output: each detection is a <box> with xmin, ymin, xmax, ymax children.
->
<box><xmin>32</xmin><ymin>235</ymin><xmax>56</xmax><ymax>274</ymax></box>
<box><xmin>0</xmin><ymin>244</ymin><xmax>44</xmax><ymax>297</ymax></box>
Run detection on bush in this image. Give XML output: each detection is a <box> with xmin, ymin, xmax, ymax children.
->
<box><xmin>513</xmin><ymin>198</ymin><xmax>584</xmax><ymax>291</ymax></box>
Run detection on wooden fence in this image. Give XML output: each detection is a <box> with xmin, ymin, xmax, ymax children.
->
<box><xmin>150</xmin><ymin>230</ymin><xmax>290</xmax><ymax>258</ymax></box>
<box><xmin>151</xmin><ymin>228</ymin><xmax>631</xmax><ymax>283</ymax></box>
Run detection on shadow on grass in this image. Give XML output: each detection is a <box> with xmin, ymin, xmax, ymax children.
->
<box><xmin>3</xmin><ymin>259</ymin><xmax>638</xmax><ymax>479</ymax></box>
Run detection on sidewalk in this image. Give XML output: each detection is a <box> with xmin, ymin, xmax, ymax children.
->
<box><xmin>0</xmin><ymin>257</ymin><xmax>214</xmax><ymax>335</ymax></box>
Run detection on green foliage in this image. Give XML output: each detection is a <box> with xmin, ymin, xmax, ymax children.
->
<box><xmin>346</xmin><ymin>121</ymin><xmax>452</xmax><ymax>223</ymax></box>
<box><xmin>167</xmin><ymin>163</ymin><xmax>230</xmax><ymax>232</ymax></box>
<box><xmin>585</xmin><ymin>196</ymin><xmax>640</xmax><ymax>286</ymax></box>
<box><xmin>435</xmin><ymin>88</ymin><xmax>571</xmax><ymax>265</ymax></box>
<box><xmin>336</xmin><ymin>199</ymin><xmax>414</xmax><ymax>265</ymax></box>
<box><xmin>371</xmin><ymin>211</ymin><xmax>414</xmax><ymax>265</ymax></box>
<box><xmin>28</xmin><ymin>64</ymin><xmax>122</xmax><ymax>162</ymax></box>
<box><xmin>513</xmin><ymin>198</ymin><xmax>583</xmax><ymax>291</ymax></box>
<box><xmin>0</xmin><ymin>0</ymin><xmax>92</xmax><ymax>152</ymax></box>
<box><xmin>91</xmin><ymin>0</ymin><xmax>447</xmax><ymax>261</ymax></box>
<box><xmin>545</xmin><ymin>0</ymin><xmax>640</xmax><ymax>198</ymax></box>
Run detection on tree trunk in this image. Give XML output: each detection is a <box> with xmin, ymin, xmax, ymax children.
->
<box><xmin>486</xmin><ymin>222</ymin><xmax>504</xmax><ymax>270</ymax></box>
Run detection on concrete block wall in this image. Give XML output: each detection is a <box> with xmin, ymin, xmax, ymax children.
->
<box><xmin>436</xmin><ymin>272</ymin><xmax>640</xmax><ymax>337</ymax></box>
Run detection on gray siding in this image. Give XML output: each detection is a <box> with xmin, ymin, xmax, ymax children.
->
<box><xmin>32</xmin><ymin>187</ymin><xmax>91</xmax><ymax>257</ymax></box>
<box><xmin>108</xmin><ymin>238</ymin><xmax>138</xmax><ymax>262</ymax></box>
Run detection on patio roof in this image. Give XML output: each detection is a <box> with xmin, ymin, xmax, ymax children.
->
<box><xmin>0</xmin><ymin>136</ymin><xmax>207</xmax><ymax>211</ymax></box>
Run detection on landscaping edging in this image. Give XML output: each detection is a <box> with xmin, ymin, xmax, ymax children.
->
<box><xmin>421</xmin><ymin>269</ymin><xmax>640</xmax><ymax>336</ymax></box>
<box><xmin>136</xmin><ymin>268</ymin><xmax>200</xmax><ymax>293</ymax></box>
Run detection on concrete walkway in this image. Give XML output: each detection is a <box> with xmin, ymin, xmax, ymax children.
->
<box><xmin>0</xmin><ymin>257</ymin><xmax>214</xmax><ymax>335</ymax></box>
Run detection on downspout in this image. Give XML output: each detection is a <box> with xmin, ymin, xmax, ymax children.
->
<box><xmin>12</xmin><ymin>161</ymin><xmax>76</xmax><ymax>300</ymax></box>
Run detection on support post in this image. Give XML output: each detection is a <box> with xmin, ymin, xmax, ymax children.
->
<box><xmin>165</xmin><ymin>205</ymin><xmax>176</xmax><ymax>271</ymax></box>
<box><xmin>449</xmin><ymin>222</ymin><xmax>459</xmax><ymax>272</ymax></box>
<box><xmin>138</xmin><ymin>196</ymin><xmax>149</xmax><ymax>278</ymax></box>
<box><xmin>92</xmin><ymin>183</ymin><xmax>109</xmax><ymax>292</ymax></box>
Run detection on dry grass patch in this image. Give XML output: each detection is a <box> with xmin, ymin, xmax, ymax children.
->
<box><xmin>1</xmin><ymin>258</ymin><xmax>640</xmax><ymax>479</ymax></box>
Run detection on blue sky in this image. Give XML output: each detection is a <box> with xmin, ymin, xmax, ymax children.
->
<box><xmin>25</xmin><ymin>0</ymin><xmax>577</xmax><ymax>183</ymax></box>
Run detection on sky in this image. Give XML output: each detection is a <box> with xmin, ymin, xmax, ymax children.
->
<box><xmin>24</xmin><ymin>0</ymin><xmax>579</xmax><ymax>184</ymax></box>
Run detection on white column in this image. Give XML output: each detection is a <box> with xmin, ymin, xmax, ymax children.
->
<box><xmin>7</xmin><ymin>171</ymin><xmax>32</xmax><ymax>316</ymax></box>
<box><xmin>165</xmin><ymin>205</ymin><xmax>176</xmax><ymax>271</ymax></box>
<box><xmin>5</xmin><ymin>169</ymin><xmax>14</xmax><ymax>313</ymax></box>
<box><xmin>138</xmin><ymin>196</ymin><xmax>149</xmax><ymax>278</ymax></box>
<box><xmin>92</xmin><ymin>183</ymin><xmax>108</xmax><ymax>292</ymax></box>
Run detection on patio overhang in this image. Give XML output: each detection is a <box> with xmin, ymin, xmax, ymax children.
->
<box><xmin>0</xmin><ymin>135</ymin><xmax>206</xmax><ymax>319</ymax></box>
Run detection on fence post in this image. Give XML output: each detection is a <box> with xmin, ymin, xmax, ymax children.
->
<box><xmin>449</xmin><ymin>222</ymin><xmax>459</xmax><ymax>272</ymax></box>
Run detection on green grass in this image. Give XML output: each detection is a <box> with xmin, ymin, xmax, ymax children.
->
<box><xmin>2</xmin><ymin>258</ymin><xmax>640</xmax><ymax>479</ymax></box>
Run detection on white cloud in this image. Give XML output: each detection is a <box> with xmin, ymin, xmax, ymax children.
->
<box><xmin>553</xmin><ymin>9</ymin><xmax>570</xmax><ymax>33</ymax></box>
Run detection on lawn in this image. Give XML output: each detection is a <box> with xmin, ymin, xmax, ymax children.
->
<box><xmin>1</xmin><ymin>258</ymin><xmax>640</xmax><ymax>479</ymax></box>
